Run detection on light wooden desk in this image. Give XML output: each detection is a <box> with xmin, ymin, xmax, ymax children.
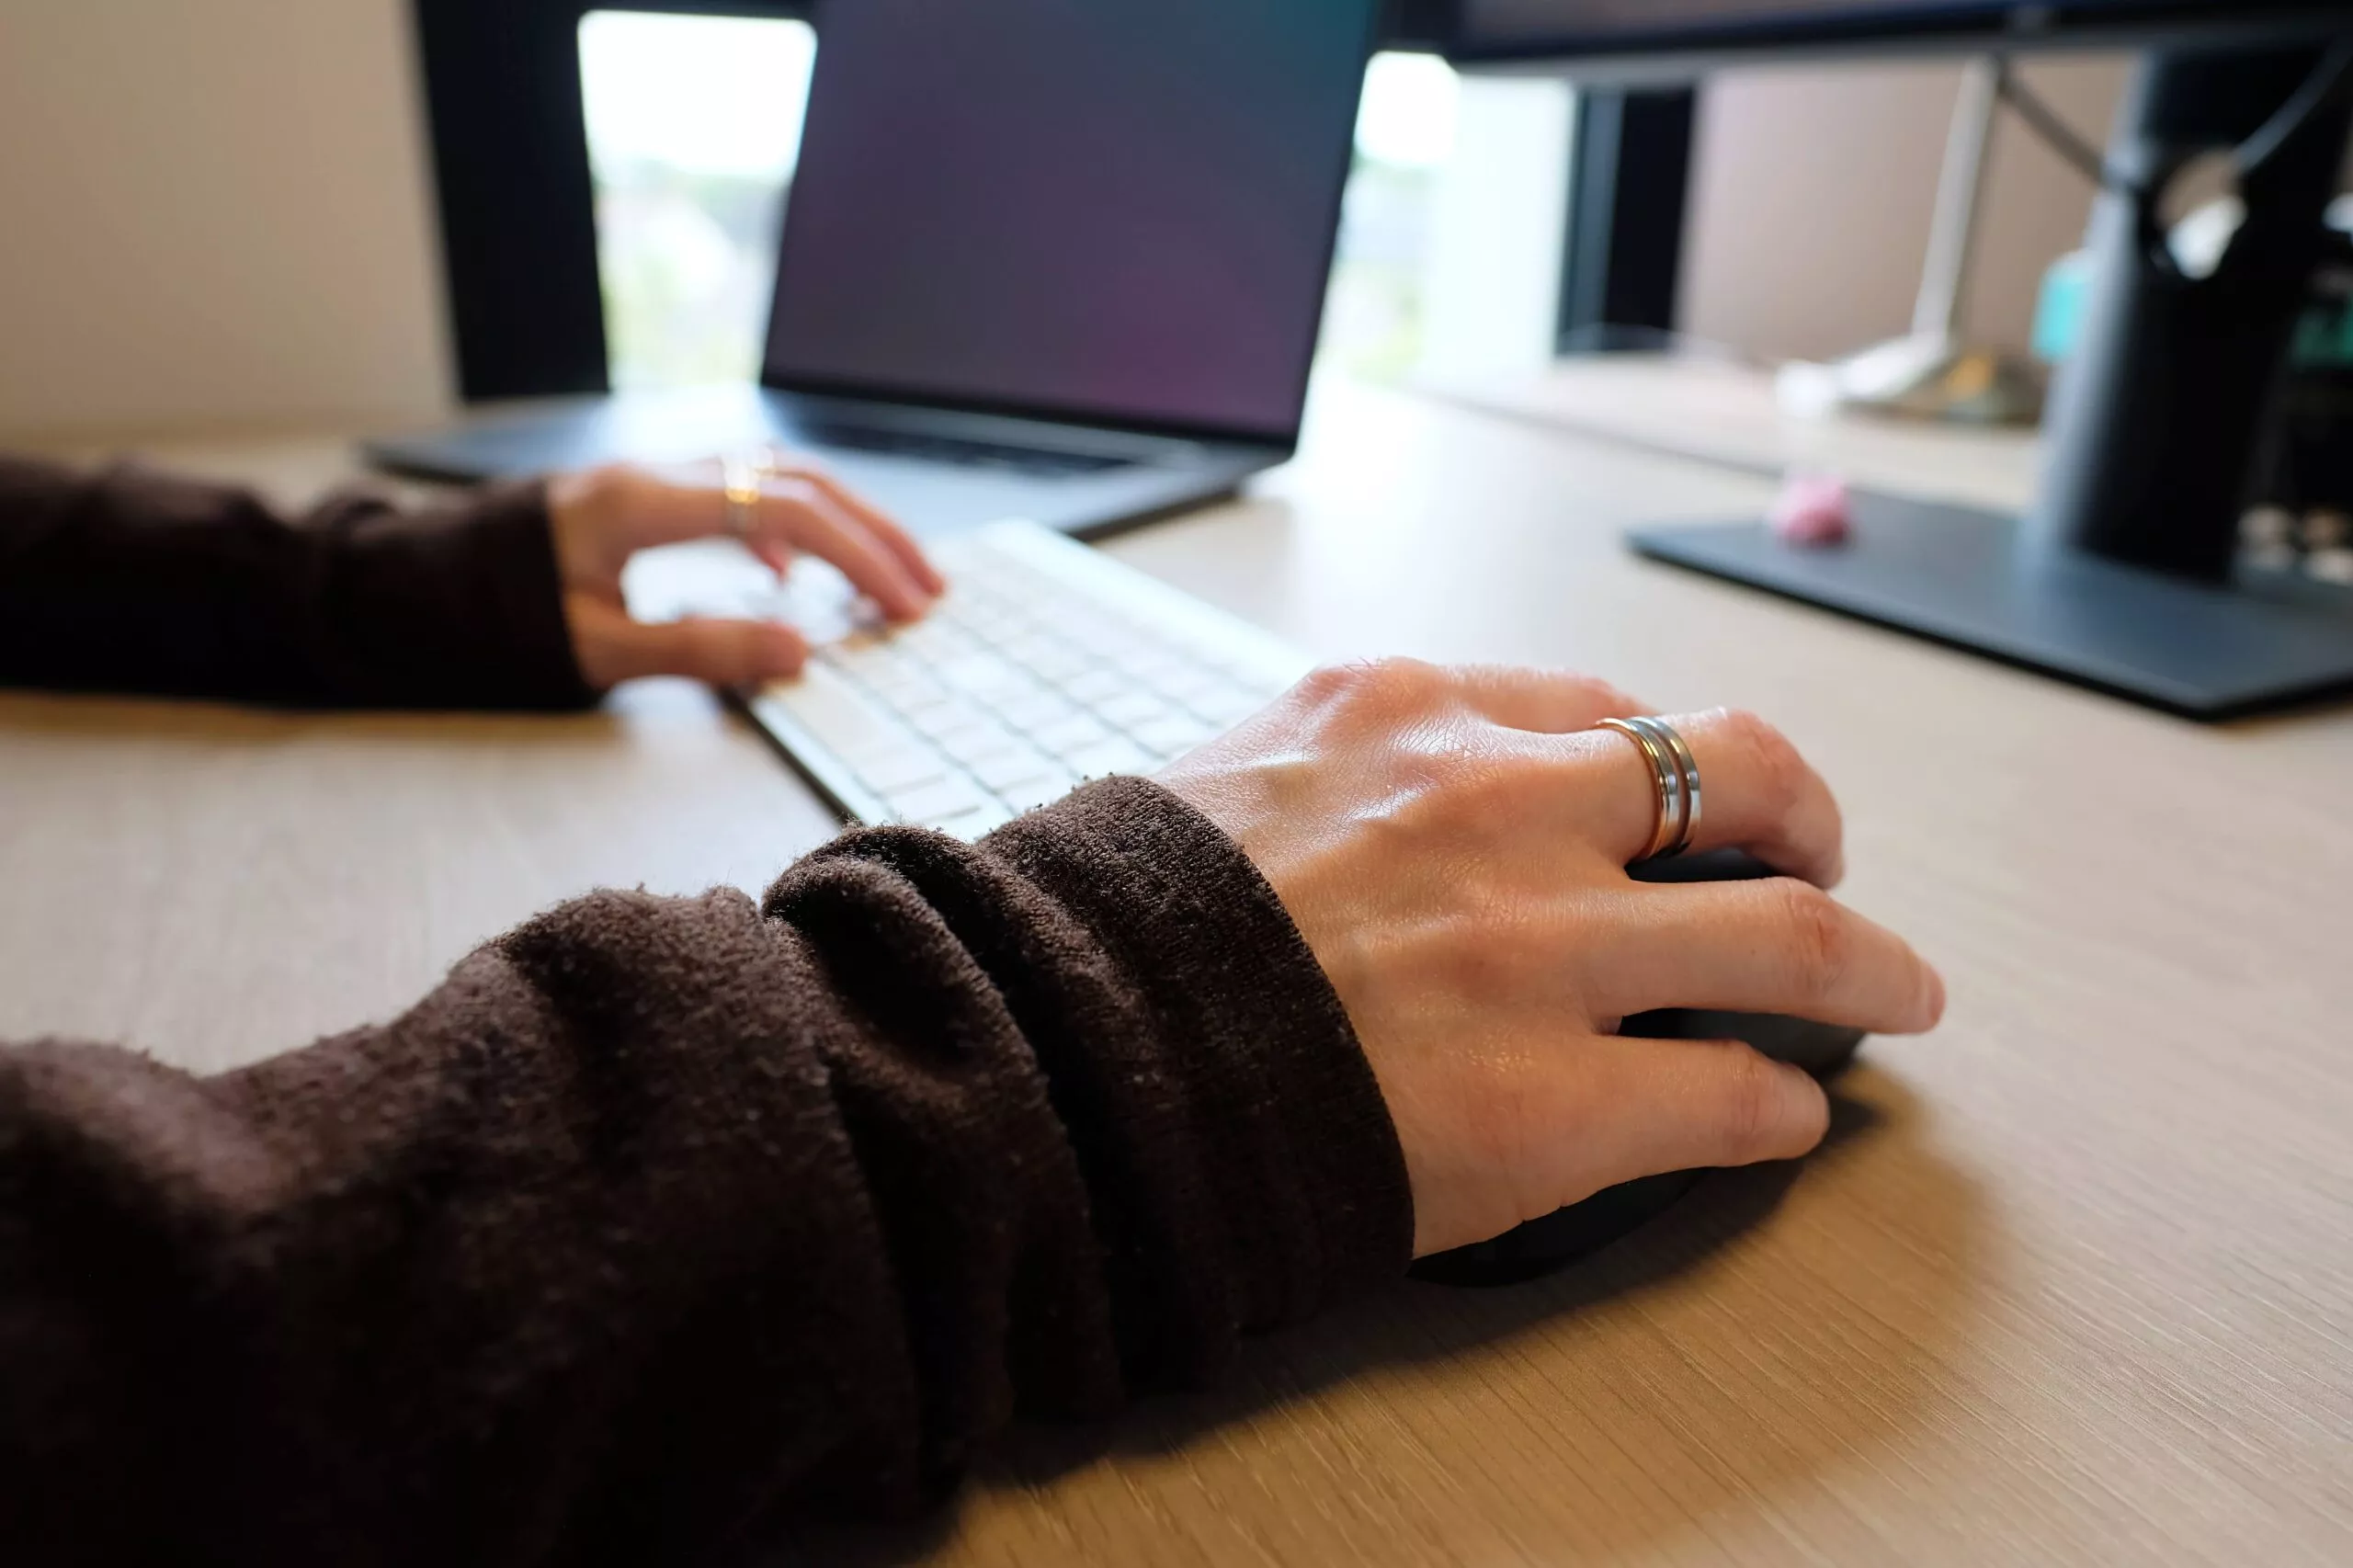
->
<box><xmin>5</xmin><ymin>375</ymin><xmax>2352</xmax><ymax>1568</ymax></box>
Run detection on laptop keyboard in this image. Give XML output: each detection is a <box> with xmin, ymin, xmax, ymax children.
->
<box><xmin>797</xmin><ymin>421</ymin><xmax>1134</xmax><ymax>479</ymax></box>
<box><xmin>742</xmin><ymin>521</ymin><xmax>1310</xmax><ymax>839</ymax></box>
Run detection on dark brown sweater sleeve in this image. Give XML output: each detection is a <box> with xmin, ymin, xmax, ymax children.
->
<box><xmin>0</xmin><ymin>456</ymin><xmax>592</xmax><ymax>710</ymax></box>
<box><xmin>0</xmin><ymin>778</ymin><xmax>1414</xmax><ymax>1568</ymax></box>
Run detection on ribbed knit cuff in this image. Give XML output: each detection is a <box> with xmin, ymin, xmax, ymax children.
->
<box><xmin>984</xmin><ymin>778</ymin><xmax>1415</xmax><ymax>1381</ymax></box>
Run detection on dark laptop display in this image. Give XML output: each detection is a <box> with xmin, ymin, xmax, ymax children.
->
<box><xmin>762</xmin><ymin>0</ymin><xmax>1379</xmax><ymax>443</ymax></box>
<box><xmin>369</xmin><ymin>0</ymin><xmax>1380</xmax><ymax>539</ymax></box>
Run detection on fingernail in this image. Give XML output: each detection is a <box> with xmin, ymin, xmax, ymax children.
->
<box><xmin>1922</xmin><ymin>964</ymin><xmax>1948</xmax><ymax>1029</ymax></box>
<box><xmin>1779</xmin><ymin>1066</ymin><xmax>1833</xmax><ymax>1152</ymax></box>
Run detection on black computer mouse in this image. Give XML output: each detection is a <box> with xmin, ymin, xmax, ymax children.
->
<box><xmin>1410</xmin><ymin>849</ymin><xmax>1863</xmax><ymax>1289</ymax></box>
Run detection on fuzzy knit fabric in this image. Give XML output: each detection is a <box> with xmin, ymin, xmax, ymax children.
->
<box><xmin>0</xmin><ymin>781</ymin><xmax>1410</xmax><ymax>1565</ymax></box>
<box><xmin>0</xmin><ymin>457</ymin><xmax>591</xmax><ymax>710</ymax></box>
<box><xmin>0</xmin><ymin>461</ymin><xmax>1415</xmax><ymax>1564</ymax></box>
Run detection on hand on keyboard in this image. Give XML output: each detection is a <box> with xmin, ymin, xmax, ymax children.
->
<box><xmin>745</xmin><ymin>521</ymin><xmax>1311</xmax><ymax>838</ymax></box>
<box><xmin>550</xmin><ymin>458</ymin><xmax>943</xmax><ymax>691</ymax></box>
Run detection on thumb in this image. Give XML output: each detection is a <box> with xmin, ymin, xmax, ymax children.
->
<box><xmin>1631</xmin><ymin>1039</ymin><xmax>1832</xmax><ymax>1175</ymax></box>
<box><xmin>575</xmin><ymin>611</ymin><xmax>810</xmax><ymax>689</ymax></box>
<box><xmin>1538</xmin><ymin>1037</ymin><xmax>1832</xmax><ymax>1216</ymax></box>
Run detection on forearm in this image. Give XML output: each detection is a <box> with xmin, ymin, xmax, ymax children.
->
<box><xmin>0</xmin><ymin>457</ymin><xmax>591</xmax><ymax>710</ymax></box>
<box><xmin>0</xmin><ymin>780</ymin><xmax>1412</xmax><ymax>1567</ymax></box>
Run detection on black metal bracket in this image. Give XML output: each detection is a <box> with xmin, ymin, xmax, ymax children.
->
<box><xmin>1557</xmin><ymin>85</ymin><xmax>1697</xmax><ymax>352</ymax></box>
<box><xmin>408</xmin><ymin>0</ymin><xmax>811</xmax><ymax>404</ymax></box>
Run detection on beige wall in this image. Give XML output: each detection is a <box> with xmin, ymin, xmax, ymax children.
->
<box><xmin>0</xmin><ymin>0</ymin><xmax>452</xmax><ymax>442</ymax></box>
<box><xmin>1679</xmin><ymin>54</ymin><xmax>2134</xmax><ymax>365</ymax></box>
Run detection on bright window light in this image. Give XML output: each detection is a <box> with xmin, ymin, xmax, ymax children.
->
<box><xmin>578</xmin><ymin>11</ymin><xmax>816</xmax><ymax>390</ymax></box>
<box><xmin>1325</xmin><ymin>52</ymin><xmax>1462</xmax><ymax>379</ymax></box>
<box><xmin>1355</xmin><ymin>51</ymin><xmax>1461</xmax><ymax>170</ymax></box>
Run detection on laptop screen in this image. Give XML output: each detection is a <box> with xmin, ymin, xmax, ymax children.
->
<box><xmin>760</xmin><ymin>0</ymin><xmax>1379</xmax><ymax>445</ymax></box>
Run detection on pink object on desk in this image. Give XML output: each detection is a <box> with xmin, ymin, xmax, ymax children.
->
<box><xmin>1770</xmin><ymin>472</ymin><xmax>1855</xmax><ymax>547</ymax></box>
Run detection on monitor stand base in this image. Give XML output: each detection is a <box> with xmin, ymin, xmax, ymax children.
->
<box><xmin>1631</xmin><ymin>492</ymin><xmax>2353</xmax><ymax>722</ymax></box>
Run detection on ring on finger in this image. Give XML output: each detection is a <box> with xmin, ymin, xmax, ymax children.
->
<box><xmin>751</xmin><ymin>444</ymin><xmax>805</xmax><ymax>485</ymax></box>
<box><xmin>721</xmin><ymin>454</ymin><xmax>763</xmax><ymax>539</ymax></box>
<box><xmin>1598</xmin><ymin>715</ymin><xmax>1703</xmax><ymax>862</ymax></box>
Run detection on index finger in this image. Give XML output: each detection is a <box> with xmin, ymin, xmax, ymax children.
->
<box><xmin>755</xmin><ymin>481</ymin><xmax>935</xmax><ymax>623</ymax></box>
<box><xmin>764</xmin><ymin>456</ymin><xmax>947</xmax><ymax>598</ymax></box>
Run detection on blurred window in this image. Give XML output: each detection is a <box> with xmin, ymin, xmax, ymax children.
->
<box><xmin>578</xmin><ymin>11</ymin><xmax>816</xmax><ymax>391</ymax></box>
<box><xmin>1324</xmin><ymin>50</ymin><xmax>1461</xmax><ymax>380</ymax></box>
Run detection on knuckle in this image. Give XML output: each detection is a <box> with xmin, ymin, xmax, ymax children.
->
<box><xmin>1294</xmin><ymin>662</ymin><xmax>1366</xmax><ymax>706</ymax></box>
<box><xmin>1775</xmin><ymin>880</ymin><xmax>1849</xmax><ymax>1004</ymax></box>
<box><xmin>1567</xmin><ymin>673</ymin><xmax>1634</xmax><ymax>712</ymax></box>
<box><xmin>1719</xmin><ymin>707</ymin><xmax>1803</xmax><ymax>820</ymax></box>
<box><xmin>1300</xmin><ymin>657</ymin><xmax>1448</xmax><ymax>717</ymax></box>
<box><xmin>1714</xmin><ymin>1046</ymin><xmax>1782</xmax><ymax>1156</ymax></box>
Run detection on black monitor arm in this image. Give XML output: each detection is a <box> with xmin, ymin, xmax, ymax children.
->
<box><xmin>2038</xmin><ymin>42</ymin><xmax>2353</xmax><ymax>583</ymax></box>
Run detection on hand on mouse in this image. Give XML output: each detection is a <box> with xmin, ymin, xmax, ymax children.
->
<box><xmin>547</xmin><ymin>459</ymin><xmax>946</xmax><ymax>691</ymax></box>
<box><xmin>1158</xmin><ymin>662</ymin><xmax>1946</xmax><ymax>1259</ymax></box>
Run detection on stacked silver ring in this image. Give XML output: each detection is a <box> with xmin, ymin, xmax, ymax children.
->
<box><xmin>1597</xmin><ymin>716</ymin><xmax>1703</xmax><ymax>862</ymax></box>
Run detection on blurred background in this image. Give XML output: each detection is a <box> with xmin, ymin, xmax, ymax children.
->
<box><xmin>0</xmin><ymin>0</ymin><xmax>2142</xmax><ymax>444</ymax></box>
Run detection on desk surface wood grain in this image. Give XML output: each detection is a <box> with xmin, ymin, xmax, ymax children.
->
<box><xmin>5</xmin><ymin>372</ymin><xmax>2350</xmax><ymax>1567</ymax></box>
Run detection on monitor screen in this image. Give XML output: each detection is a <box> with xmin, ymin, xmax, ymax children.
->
<box><xmin>761</xmin><ymin>0</ymin><xmax>1380</xmax><ymax>443</ymax></box>
<box><xmin>1457</xmin><ymin>0</ymin><xmax>2341</xmax><ymax>56</ymax></box>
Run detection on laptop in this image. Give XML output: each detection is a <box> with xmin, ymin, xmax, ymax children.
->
<box><xmin>368</xmin><ymin>0</ymin><xmax>1383</xmax><ymax>540</ymax></box>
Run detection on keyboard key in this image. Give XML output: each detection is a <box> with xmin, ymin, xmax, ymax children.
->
<box><xmin>995</xmin><ymin>768</ymin><xmax>1082</xmax><ymax>814</ymax></box>
<box><xmin>1002</xmin><ymin>634</ymin><xmax>1092</xmax><ymax>683</ymax></box>
<box><xmin>1151</xmin><ymin>665</ymin><xmax>1228</xmax><ymax>705</ymax></box>
<box><xmin>1033</xmin><ymin>714</ymin><xmax>1113</xmax><ymax>757</ymax></box>
<box><xmin>907</xmin><ymin>701</ymin><xmax>983</xmax><ymax>740</ymax></box>
<box><xmin>937</xmin><ymin>653</ymin><xmax>1033</xmax><ymax>702</ymax></box>
<box><xmin>883</xmin><ymin>776</ymin><xmax>988</xmax><ymax>823</ymax></box>
<box><xmin>1092</xmin><ymin>690</ymin><xmax>1175</xmax><ymax>730</ymax></box>
<box><xmin>1063</xmin><ymin>737</ymin><xmax>1156</xmax><ymax>780</ymax></box>
<box><xmin>1131</xmin><ymin>715</ymin><xmax>1215</xmax><ymax>758</ymax></box>
<box><xmin>1061</xmin><ymin>668</ymin><xmax>1128</xmax><ymax>705</ymax></box>
<box><xmin>862</xmin><ymin>671</ymin><xmax>954</xmax><ymax>712</ymax></box>
<box><xmin>926</xmin><ymin>802</ymin><xmax>1016</xmax><ymax>839</ymax></box>
<box><xmin>1184</xmin><ymin>683</ymin><xmax>1269</xmax><ymax>726</ymax></box>
<box><xmin>895</xmin><ymin>622</ymin><xmax>979</xmax><ymax>658</ymax></box>
<box><xmin>937</xmin><ymin>723</ymin><xmax>1023</xmax><ymax>767</ymax></box>
<box><xmin>853</xmin><ymin>747</ymin><xmax>951</xmax><ymax>794</ymax></box>
<box><xmin>1115</xmin><ymin>650</ymin><xmax>1188</xmax><ymax>686</ymax></box>
<box><xmin>968</xmin><ymin>748</ymin><xmax>1061</xmax><ymax>792</ymax></box>
<box><xmin>755</xmin><ymin>666</ymin><xmax>917</xmax><ymax>767</ymax></box>
<box><xmin>991</xmin><ymin>689</ymin><xmax>1083</xmax><ymax>734</ymax></box>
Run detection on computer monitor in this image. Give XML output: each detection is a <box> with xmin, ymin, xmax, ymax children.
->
<box><xmin>1427</xmin><ymin>1</ymin><xmax>2353</xmax><ymax>719</ymax></box>
<box><xmin>1454</xmin><ymin>2</ymin><xmax>2349</xmax><ymax>70</ymax></box>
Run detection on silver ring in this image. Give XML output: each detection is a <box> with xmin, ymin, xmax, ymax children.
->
<box><xmin>1630</xmin><ymin>715</ymin><xmax>1701</xmax><ymax>852</ymax></box>
<box><xmin>721</xmin><ymin>455</ymin><xmax>762</xmax><ymax>539</ymax></box>
<box><xmin>1597</xmin><ymin>716</ymin><xmax>1701</xmax><ymax>862</ymax></box>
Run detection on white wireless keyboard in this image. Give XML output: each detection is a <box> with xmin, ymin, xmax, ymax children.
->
<box><xmin>735</xmin><ymin>521</ymin><xmax>1311</xmax><ymax>839</ymax></box>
